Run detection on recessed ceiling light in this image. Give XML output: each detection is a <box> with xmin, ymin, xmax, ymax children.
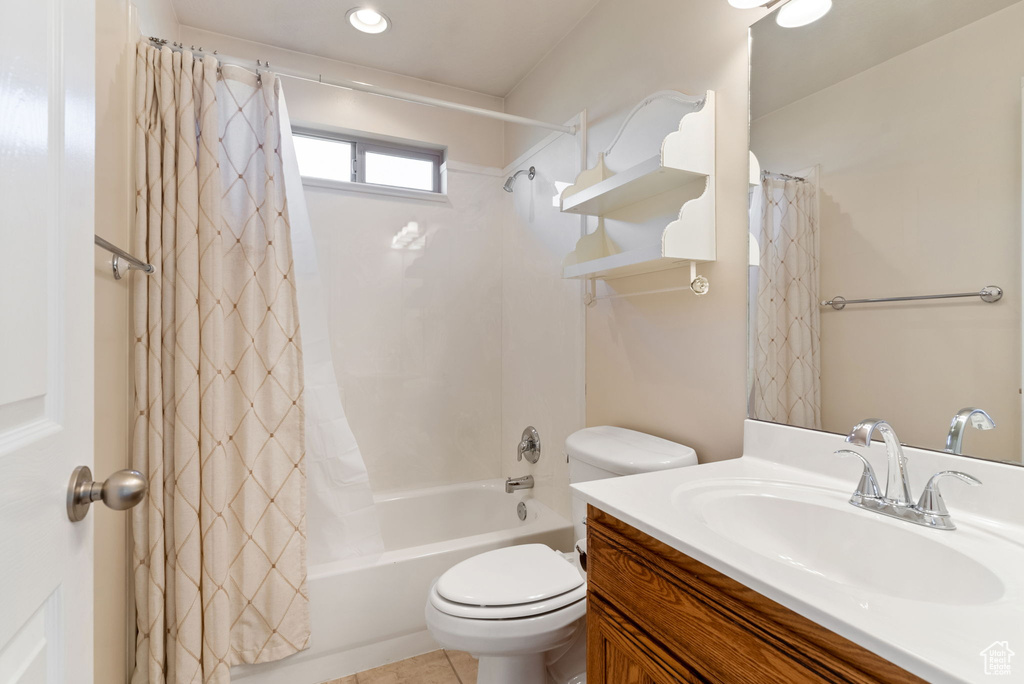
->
<box><xmin>775</xmin><ymin>0</ymin><xmax>832</xmax><ymax>27</ymax></box>
<box><xmin>347</xmin><ymin>7</ymin><xmax>390</xmax><ymax>34</ymax></box>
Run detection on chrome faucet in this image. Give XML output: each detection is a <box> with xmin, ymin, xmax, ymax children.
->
<box><xmin>505</xmin><ymin>474</ymin><xmax>534</xmax><ymax>493</ymax></box>
<box><xmin>845</xmin><ymin>419</ymin><xmax>913</xmax><ymax>505</ymax></box>
<box><xmin>945</xmin><ymin>407</ymin><xmax>995</xmax><ymax>454</ymax></box>
<box><xmin>837</xmin><ymin>418</ymin><xmax>981</xmax><ymax>530</ymax></box>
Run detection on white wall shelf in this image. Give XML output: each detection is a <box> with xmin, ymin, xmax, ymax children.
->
<box><xmin>560</xmin><ymin>90</ymin><xmax>716</xmax><ymax>280</ymax></box>
<box><xmin>560</xmin><ymin>155</ymin><xmax>706</xmax><ymax>216</ymax></box>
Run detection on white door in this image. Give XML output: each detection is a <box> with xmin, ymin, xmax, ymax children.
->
<box><xmin>0</xmin><ymin>0</ymin><xmax>97</xmax><ymax>680</ymax></box>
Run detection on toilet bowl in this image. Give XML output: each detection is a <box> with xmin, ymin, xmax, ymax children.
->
<box><xmin>425</xmin><ymin>427</ymin><xmax>698</xmax><ymax>684</ymax></box>
<box><xmin>425</xmin><ymin>544</ymin><xmax>586</xmax><ymax>684</ymax></box>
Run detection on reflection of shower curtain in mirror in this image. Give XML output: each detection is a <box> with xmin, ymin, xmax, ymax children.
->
<box><xmin>752</xmin><ymin>175</ymin><xmax>821</xmax><ymax>429</ymax></box>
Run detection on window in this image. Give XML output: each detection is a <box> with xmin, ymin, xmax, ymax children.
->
<box><xmin>292</xmin><ymin>130</ymin><xmax>443</xmax><ymax>194</ymax></box>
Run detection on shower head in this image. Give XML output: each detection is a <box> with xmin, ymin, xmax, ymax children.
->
<box><xmin>503</xmin><ymin>166</ymin><xmax>536</xmax><ymax>193</ymax></box>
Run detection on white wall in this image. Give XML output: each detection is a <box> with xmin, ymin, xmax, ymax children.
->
<box><xmin>504</xmin><ymin>0</ymin><xmax>767</xmax><ymax>464</ymax></box>
<box><xmin>751</xmin><ymin>3</ymin><xmax>1024</xmax><ymax>461</ymax></box>
<box><xmin>133</xmin><ymin>0</ymin><xmax>179</xmax><ymax>37</ymax></box>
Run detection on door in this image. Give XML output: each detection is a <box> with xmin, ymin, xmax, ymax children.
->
<box><xmin>0</xmin><ymin>0</ymin><xmax>96</xmax><ymax>680</ymax></box>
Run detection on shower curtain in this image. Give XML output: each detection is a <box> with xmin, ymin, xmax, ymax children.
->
<box><xmin>131</xmin><ymin>45</ymin><xmax>311</xmax><ymax>683</ymax></box>
<box><xmin>277</xmin><ymin>93</ymin><xmax>384</xmax><ymax>566</ymax></box>
<box><xmin>132</xmin><ymin>42</ymin><xmax>384</xmax><ymax>683</ymax></box>
<box><xmin>751</xmin><ymin>173</ymin><xmax>822</xmax><ymax>430</ymax></box>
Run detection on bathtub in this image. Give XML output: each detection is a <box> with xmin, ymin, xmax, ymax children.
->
<box><xmin>231</xmin><ymin>479</ymin><xmax>573</xmax><ymax>684</ymax></box>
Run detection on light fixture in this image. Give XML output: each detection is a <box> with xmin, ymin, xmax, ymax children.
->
<box><xmin>775</xmin><ymin>0</ymin><xmax>832</xmax><ymax>27</ymax></box>
<box><xmin>726</xmin><ymin>0</ymin><xmax>832</xmax><ymax>28</ymax></box>
<box><xmin>347</xmin><ymin>7</ymin><xmax>391</xmax><ymax>34</ymax></box>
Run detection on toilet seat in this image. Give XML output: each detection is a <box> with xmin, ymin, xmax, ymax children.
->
<box><xmin>430</xmin><ymin>582</ymin><xmax>587</xmax><ymax>619</ymax></box>
<box><xmin>431</xmin><ymin>544</ymin><xmax>586</xmax><ymax>620</ymax></box>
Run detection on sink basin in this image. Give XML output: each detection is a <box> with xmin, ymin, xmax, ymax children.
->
<box><xmin>674</xmin><ymin>480</ymin><xmax>1005</xmax><ymax>606</ymax></box>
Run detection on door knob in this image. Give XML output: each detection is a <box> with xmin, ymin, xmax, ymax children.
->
<box><xmin>67</xmin><ymin>466</ymin><xmax>147</xmax><ymax>522</ymax></box>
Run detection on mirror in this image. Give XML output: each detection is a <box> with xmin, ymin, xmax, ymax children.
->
<box><xmin>748</xmin><ymin>0</ymin><xmax>1023</xmax><ymax>464</ymax></box>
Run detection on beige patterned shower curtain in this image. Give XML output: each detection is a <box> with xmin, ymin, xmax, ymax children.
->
<box><xmin>131</xmin><ymin>43</ymin><xmax>309</xmax><ymax>683</ymax></box>
<box><xmin>752</xmin><ymin>174</ymin><xmax>822</xmax><ymax>430</ymax></box>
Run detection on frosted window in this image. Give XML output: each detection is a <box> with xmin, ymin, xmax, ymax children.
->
<box><xmin>364</xmin><ymin>152</ymin><xmax>435</xmax><ymax>191</ymax></box>
<box><xmin>293</xmin><ymin>135</ymin><xmax>352</xmax><ymax>182</ymax></box>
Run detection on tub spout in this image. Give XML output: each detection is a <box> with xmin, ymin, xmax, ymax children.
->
<box><xmin>505</xmin><ymin>475</ymin><xmax>534</xmax><ymax>493</ymax></box>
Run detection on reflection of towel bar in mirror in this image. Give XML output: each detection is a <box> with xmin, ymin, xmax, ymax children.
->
<box><xmin>821</xmin><ymin>286</ymin><xmax>1003</xmax><ymax>311</ymax></box>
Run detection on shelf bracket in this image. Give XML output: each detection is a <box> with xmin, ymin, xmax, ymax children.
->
<box><xmin>689</xmin><ymin>262</ymin><xmax>709</xmax><ymax>296</ymax></box>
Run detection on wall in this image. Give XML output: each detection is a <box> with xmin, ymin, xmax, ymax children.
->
<box><xmin>94</xmin><ymin>1</ymin><xmax>179</xmax><ymax>682</ymax></box>
<box><xmin>504</xmin><ymin>0</ymin><xmax>767</xmax><ymax>463</ymax></box>
<box><xmin>751</xmin><ymin>4</ymin><xmax>1024</xmax><ymax>461</ymax></box>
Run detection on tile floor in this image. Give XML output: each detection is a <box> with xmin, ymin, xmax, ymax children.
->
<box><xmin>320</xmin><ymin>650</ymin><xmax>478</xmax><ymax>684</ymax></box>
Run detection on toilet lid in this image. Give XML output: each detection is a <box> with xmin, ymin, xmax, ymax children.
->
<box><xmin>435</xmin><ymin>544</ymin><xmax>585</xmax><ymax>607</ymax></box>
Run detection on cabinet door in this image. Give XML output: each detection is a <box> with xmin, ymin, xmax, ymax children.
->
<box><xmin>588</xmin><ymin>596</ymin><xmax>701</xmax><ymax>684</ymax></box>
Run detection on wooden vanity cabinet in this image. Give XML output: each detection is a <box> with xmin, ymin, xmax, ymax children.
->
<box><xmin>585</xmin><ymin>506</ymin><xmax>925</xmax><ymax>684</ymax></box>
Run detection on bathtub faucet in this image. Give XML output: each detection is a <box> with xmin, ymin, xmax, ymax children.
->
<box><xmin>505</xmin><ymin>474</ymin><xmax>534</xmax><ymax>493</ymax></box>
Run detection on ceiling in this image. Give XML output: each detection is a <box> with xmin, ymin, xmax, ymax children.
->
<box><xmin>171</xmin><ymin>0</ymin><xmax>602</xmax><ymax>97</ymax></box>
<box><xmin>751</xmin><ymin>0</ymin><xmax>1022</xmax><ymax>119</ymax></box>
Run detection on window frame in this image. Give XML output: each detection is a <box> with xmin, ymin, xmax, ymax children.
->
<box><xmin>291</xmin><ymin>126</ymin><xmax>445</xmax><ymax>198</ymax></box>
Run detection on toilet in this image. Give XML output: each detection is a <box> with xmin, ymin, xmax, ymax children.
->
<box><xmin>425</xmin><ymin>426</ymin><xmax>698</xmax><ymax>684</ymax></box>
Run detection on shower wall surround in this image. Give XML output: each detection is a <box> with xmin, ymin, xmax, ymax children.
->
<box><xmin>502</xmin><ymin>132</ymin><xmax>587</xmax><ymax>519</ymax></box>
<box><xmin>305</xmin><ymin>172</ymin><xmax>505</xmax><ymax>491</ymax></box>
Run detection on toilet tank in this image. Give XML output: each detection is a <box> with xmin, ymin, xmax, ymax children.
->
<box><xmin>566</xmin><ymin>426</ymin><xmax>697</xmax><ymax>543</ymax></box>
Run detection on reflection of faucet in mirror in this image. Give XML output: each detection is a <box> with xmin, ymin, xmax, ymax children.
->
<box><xmin>945</xmin><ymin>408</ymin><xmax>995</xmax><ymax>455</ymax></box>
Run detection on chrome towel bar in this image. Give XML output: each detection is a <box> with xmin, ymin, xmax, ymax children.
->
<box><xmin>821</xmin><ymin>286</ymin><xmax>1002</xmax><ymax>310</ymax></box>
<box><xmin>94</xmin><ymin>235</ymin><xmax>154</xmax><ymax>280</ymax></box>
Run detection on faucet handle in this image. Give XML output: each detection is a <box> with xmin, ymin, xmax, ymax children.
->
<box><xmin>517</xmin><ymin>426</ymin><xmax>541</xmax><ymax>464</ymax></box>
<box><xmin>834</xmin><ymin>449</ymin><xmax>882</xmax><ymax>503</ymax></box>
<box><xmin>916</xmin><ymin>471</ymin><xmax>982</xmax><ymax>516</ymax></box>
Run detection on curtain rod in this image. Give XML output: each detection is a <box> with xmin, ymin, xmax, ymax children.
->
<box><xmin>148</xmin><ymin>38</ymin><xmax>576</xmax><ymax>135</ymax></box>
<box><xmin>762</xmin><ymin>169</ymin><xmax>806</xmax><ymax>182</ymax></box>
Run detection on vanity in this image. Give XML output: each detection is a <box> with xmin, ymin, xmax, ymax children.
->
<box><xmin>573</xmin><ymin>421</ymin><xmax>1024</xmax><ymax>684</ymax></box>
<box><xmin>585</xmin><ymin>508</ymin><xmax>921</xmax><ymax>683</ymax></box>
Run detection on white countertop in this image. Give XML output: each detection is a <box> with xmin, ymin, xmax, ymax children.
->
<box><xmin>571</xmin><ymin>421</ymin><xmax>1024</xmax><ymax>684</ymax></box>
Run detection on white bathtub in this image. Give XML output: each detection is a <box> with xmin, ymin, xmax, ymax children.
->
<box><xmin>231</xmin><ymin>479</ymin><xmax>573</xmax><ymax>684</ymax></box>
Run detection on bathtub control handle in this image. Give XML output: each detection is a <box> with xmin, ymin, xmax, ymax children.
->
<box><xmin>517</xmin><ymin>426</ymin><xmax>541</xmax><ymax>464</ymax></box>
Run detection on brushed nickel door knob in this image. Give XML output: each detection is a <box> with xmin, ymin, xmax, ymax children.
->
<box><xmin>67</xmin><ymin>466</ymin><xmax>147</xmax><ymax>522</ymax></box>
